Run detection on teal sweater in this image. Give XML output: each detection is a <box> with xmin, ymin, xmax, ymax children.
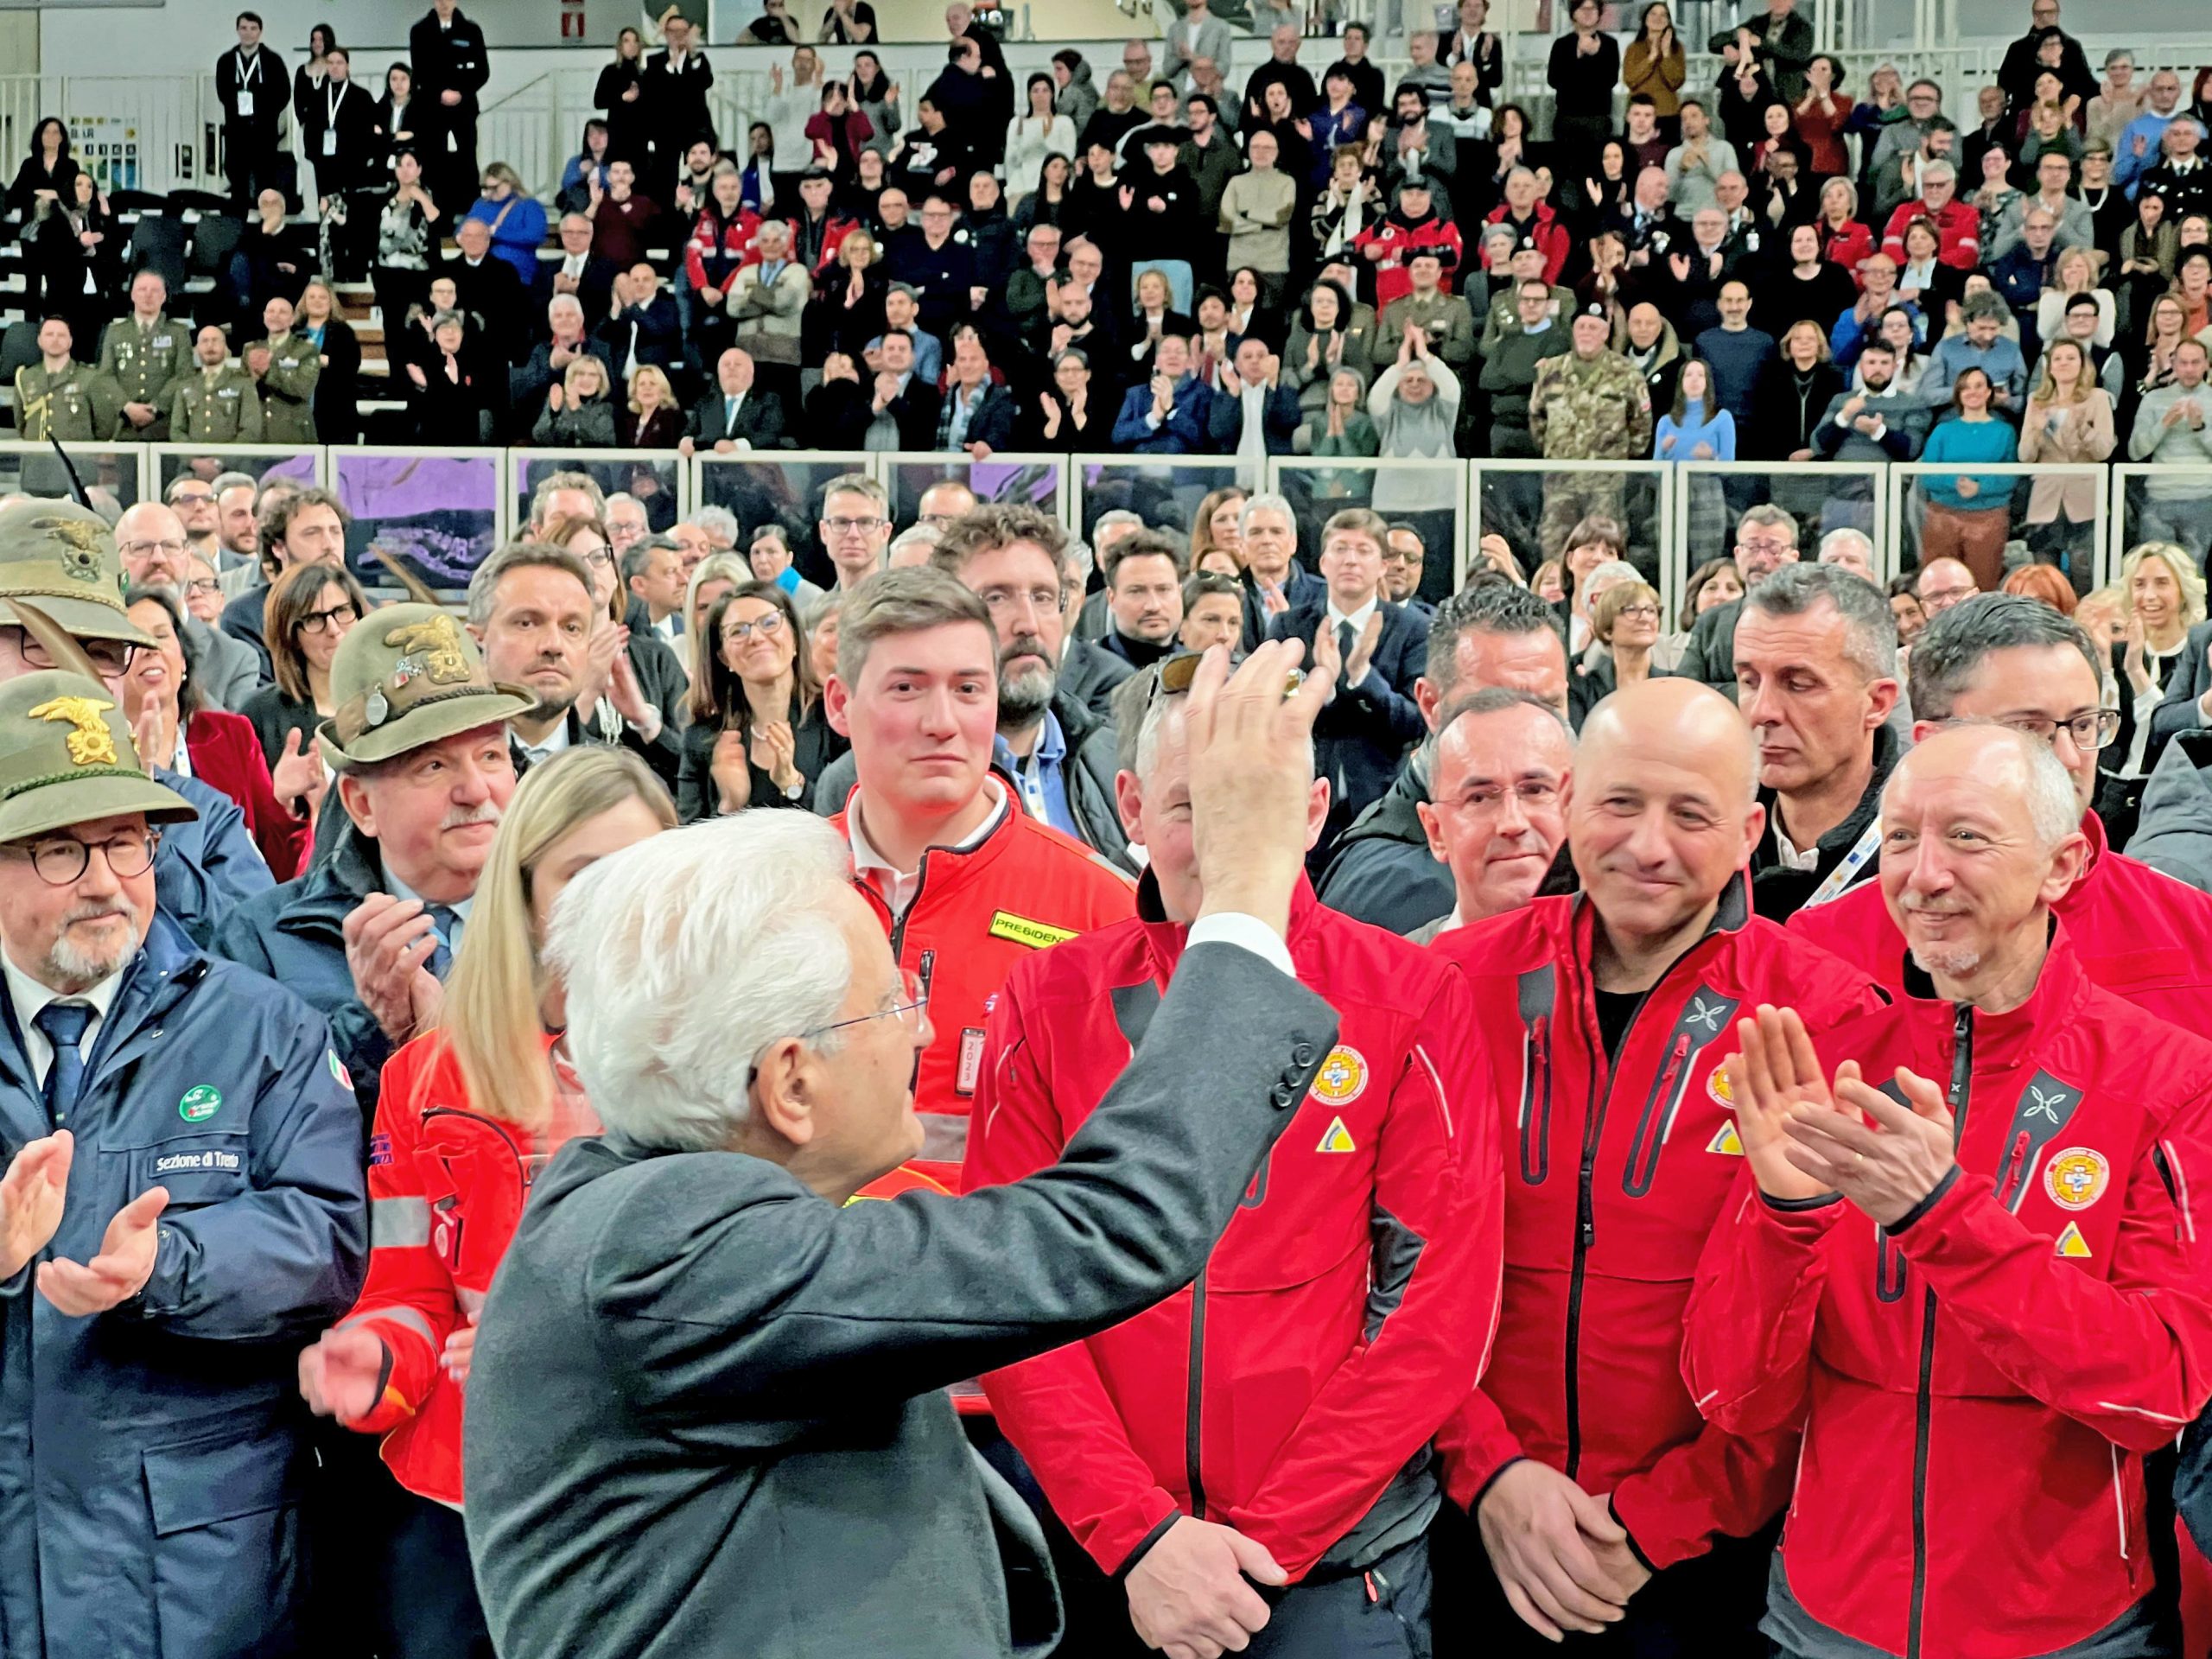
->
<box><xmin>1919</xmin><ymin>416</ymin><xmax>2018</xmax><ymax>510</ymax></box>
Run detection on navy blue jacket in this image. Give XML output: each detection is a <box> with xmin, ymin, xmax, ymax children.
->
<box><xmin>1110</xmin><ymin>377</ymin><xmax>1211</xmax><ymax>453</ymax></box>
<box><xmin>1265</xmin><ymin>597</ymin><xmax>1427</xmax><ymax>867</ymax></box>
<box><xmin>1205</xmin><ymin>382</ymin><xmax>1303</xmax><ymax>454</ymax></box>
<box><xmin>212</xmin><ymin>822</ymin><xmax>410</xmax><ymax>1127</ymax></box>
<box><xmin>156</xmin><ymin>766</ymin><xmax>275</xmax><ymax>949</ymax></box>
<box><xmin>0</xmin><ymin>910</ymin><xmax>365</xmax><ymax>1659</ymax></box>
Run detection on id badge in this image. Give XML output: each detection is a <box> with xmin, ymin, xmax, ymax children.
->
<box><xmin>321</xmin><ymin>130</ymin><xmax>337</xmax><ymax>156</ymax></box>
<box><xmin>236</xmin><ymin>91</ymin><xmax>255</xmax><ymax>118</ymax></box>
<box><xmin>446</xmin><ymin>130</ymin><xmax>458</xmax><ymax>154</ymax></box>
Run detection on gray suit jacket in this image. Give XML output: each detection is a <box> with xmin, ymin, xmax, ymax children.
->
<box><xmin>188</xmin><ymin>617</ymin><xmax>266</xmax><ymax>711</ymax></box>
<box><xmin>464</xmin><ymin>943</ymin><xmax>1336</xmax><ymax>1659</ymax></box>
<box><xmin>2149</xmin><ymin>618</ymin><xmax>2212</xmax><ymax>771</ymax></box>
<box><xmin>1162</xmin><ymin>13</ymin><xmax>1234</xmax><ymax>86</ymax></box>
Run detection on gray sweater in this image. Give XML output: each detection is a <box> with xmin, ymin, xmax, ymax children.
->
<box><xmin>464</xmin><ymin>944</ymin><xmax>1338</xmax><ymax>1659</ymax></box>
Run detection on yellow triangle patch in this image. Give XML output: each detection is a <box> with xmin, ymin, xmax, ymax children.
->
<box><xmin>1317</xmin><ymin>1116</ymin><xmax>1357</xmax><ymax>1154</ymax></box>
<box><xmin>1707</xmin><ymin>1122</ymin><xmax>1745</xmax><ymax>1155</ymax></box>
<box><xmin>2056</xmin><ymin>1222</ymin><xmax>2093</xmax><ymax>1259</ymax></box>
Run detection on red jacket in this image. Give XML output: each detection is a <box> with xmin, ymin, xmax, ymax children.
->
<box><xmin>966</xmin><ymin>878</ymin><xmax>1502</xmax><ymax>1581</ymax></box>
<box><xmin>1682</xmin><ymin>929</ymin><xmax>2212</xmax><ymax>1658</ymax></box>
<box><xmin>683</xmin><ymin>203</ymin><xmax>765</xmax><ymax>295</ymax></box>
<box><xmin>1789</xmin><ymin>810</ymin><xmax>2212</xmax><ymax>1033</ymax></box>
<box><xmin>187</xmin><ymin>707</ymin><xmax>309</xmax><ymax>881</ymax></box>
<box><xmin>336</xmin><ymin>1033</ymin><xmax>590</xmax><ymax>1505</ymax></box>
<box><xmin>1819</xmin><ymin>218</ymin><xmax>1877</xmax><ymax>283</ymax></box>
<box><xmin>1482</xmin><ymin>200</ymin><xmax>1570</xmax><ymax>284</ymax></box>
<box><xmin>1878</xmin><ymin>196</ymin><xmax>1981</xmax><ymax>270</ymax></box>
<box><xmin>1353</xmin><ymin>213</ymin><xmax>1468</xmax><ymax>312</ymax></box>
<box><xmin>832</xmin><ymin>783</ymin><xmax>1135</xmax><ymax>1187</ymax></box>
<box><xmin>1428</xmin><ymin>878</ymin><xmax>1885</xmax><ymax>1569</ymax></box>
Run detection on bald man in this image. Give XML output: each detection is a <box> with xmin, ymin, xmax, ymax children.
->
<box><xmin>1413</xmin><ymin>687</ymin><xmax>1576</xmax><ymax>944</ymax></box>
<box><xmin>1688</xmin><ymin>723</ymin><xmax>2212</xmax><ymax>1659</ymax></box>
<box><xmin>114</xmin><ymin>501</ymin><xmax>262</xmax><ymax>711</ymax></box>
<box><xmin>1431</xmin><ymin>678</ymin><xmax>1882</xmax><ymax>1656</ymax></box>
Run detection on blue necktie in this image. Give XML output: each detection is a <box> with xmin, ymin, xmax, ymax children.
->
<box><xmin>427</xmin><ymin>906</ymin><xmax>461</xmax><ymax>981</ymax></box>
<box><xmin>34</xmin><ymin>1001</ymin><xmax>93</xmax><ymax>1128</ymax></box>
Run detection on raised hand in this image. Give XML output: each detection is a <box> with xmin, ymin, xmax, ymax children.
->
<box><xmin>1723</xmin><ymin>1004</ymin><xmax>1843</xmax><ymax>1204</ymax></box>
<box><xmin>0</xmin><ymin>1131</ymin><xmax>73</xmax><ymax>1280</ymax></box>
<box><xmin>37</xmin><ymin>1186</ymin><xmax>168</xmax><ymax>1315</ymax></box>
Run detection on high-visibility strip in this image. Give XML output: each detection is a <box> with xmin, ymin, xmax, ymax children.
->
<box><xmin>339</xmin><ymin>1304</ymin><xmax>438</xmax><ymax>1348</ymax></box>
<box><xmin>370</xmin><ymin>1195</ymin><xmax>432</xmax><ymax>1249</ymax></box>
<box><xmin>918</xmin><ymin>1112</ymin><xmax>969</xmax><ymax>1165</ymax></box>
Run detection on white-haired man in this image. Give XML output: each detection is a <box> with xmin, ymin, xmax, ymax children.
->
<box><xmin>1690</xmin><ymin>723</ymin><xmax>2212</xmax><ymax>1659</ymax></box>
<box><xmin>463</xmin><ymin>643</ymin><xmax>1346</xmax><ymax>1659</ymax></box>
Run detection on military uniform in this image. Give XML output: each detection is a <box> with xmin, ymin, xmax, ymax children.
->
<box><xmin>95</xmin><ymin>315</ymin><xmax>194</xmax><ymax>442</ymax></box>
<box><xmin>249</xmin><ymin>334</ymin><xmax>321</xmax><ymax>444</ymax></box>
<box><xmin>1529</xmin><ymin>347</ymin><xmax>1656</xmax><ymax>561</ymax></box>
<box><xmin>170</xmin><ymin>365</ymin><xmax>266</xmax><ymax>444</ymax></box>
<box><xmin>11</xmin><ymin>361</ymin><xmax>119</xmax><ymax>443</ymax></box>
<box><xmin>1376</xmin><ymin>292</ymin><xmax>1478</xmax><ymax>373</ymax></box>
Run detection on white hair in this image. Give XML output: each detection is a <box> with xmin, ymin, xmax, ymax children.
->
<box><xmin>547</xmin><ymin>295</ymin><xmax>584</xmax><ymax>323</ymax></box>
<box><xmin>693</xmin><ymin>505</ymin><xmax>741</xmax><ymax>544</ymax></box>
<box><xmin>1817</xmin><ymin>526</ymin><xmax>1874</xmax><ymax>563</ymax></box>
<box><xmin>1239</xmin><ymin>492</ymin><xmax>1294</xmax><ymax>534</ymax></box>
<box><xmin>1881</xmin><ymin>722</ymin><xmax>2081</xmax><ymax>852</ymax></box>
<box><xmin>546</xmin><ymin>814</ymin><xmax>857</xmax><ymax>1152</ymax></box>
<box><xmin>605</xmin><ymin>491</ymin><xmax>645</xmax><ymax>519</ymax></box>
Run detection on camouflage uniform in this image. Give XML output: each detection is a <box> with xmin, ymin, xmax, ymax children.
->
<box><xmin>247</xmin><ymin>334</ymin><xmax>321</xmax><ymax>444</ymax></box>
<box><xmin>170</xmin><ymin>366</ymin><xmax>266</xmax><ymax>444</ymax></box>
<box><xmin>1529</xmin><ymin>347</ymin><xmax>1655</xmax><ymax>562</ymax></box>
<box><xmin>12</xmin><ymin>360</ymin><xmax>120</xmax><ymax>442</ymax></box>
<box><xmin>97</xmin><ymin>315</ymin><xmax>195</xmax><ymax>442</ymax></box>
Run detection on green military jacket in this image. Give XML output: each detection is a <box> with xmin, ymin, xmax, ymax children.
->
<box><xmin>97</xmin><ymin>315</ymin><xmax>195</xmax><ymax>438</ymax></box>
<box><xmin>170</xmin><ymin>366</ymin><xmax>266</xmax><ymax>444</ymax></box>
<box><xmin>13</xmin><ymin>361</ymin><xmax>120</xmax><ymax>442</ymax></box>
<box><xmin>248</xmin><ymin>334</ymin><xmax>321</xmax><ymax>444</ymax></box>
<box><xmin>1376</xmin><ymin>292</ymin><xmax>1479</xmax><ymax>372</ymax></box>
<box><xmin>1529</xmin><ymin>348</ymin><xmax>1655</xmax><ymax>461</ymax></box>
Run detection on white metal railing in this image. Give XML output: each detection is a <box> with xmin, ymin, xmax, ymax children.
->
<box><xmin>2110</xmin><ymin>464</ymin><xmax>2212</xmax><ymax>587</ymax></box>
<box><xmin>1887</xmin><ymin>460</ymin><xmax>2111</xmax><ymax>591</ymax></box>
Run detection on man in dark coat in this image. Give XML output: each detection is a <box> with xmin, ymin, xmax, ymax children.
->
<box><xmin>0</xmin><ymin>667</ymin><xmax>365</xmax><ymax>1659</ymax></box>
<box><xmin>215</xmin><ymin>12</ymin><xmax>285</xmax><ymax>207</ymax></box>
<box><xmin>463</xmin><ymin>639</ymin><xmax>1342</xmax><ymax>1659</ymax></box>
<box><xmin>643</xmin><ymin>13</ymin><xmax>715</xmax><ymax>207</ymax></box>
<box><xmin>1264</xmin><ymin>507</ymin><xmax>1427</xmax><ymax>873</ymax></box>
<box><xmin>213</xmin><ymin>604</ymin><xmax>530</xmax><ymax>1122</ymax></box>
<box><xmin>408</xmin><ymin>0</ymin><xmax>491</xmax><ymax>218</ymax></box>
<box><xmin>680</xmin><ymin>346</ymin><xmax>792</xmax><ymax>453</ymax></box>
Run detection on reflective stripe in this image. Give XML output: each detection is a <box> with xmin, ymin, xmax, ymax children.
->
<box><xmin>370</xmin><ymin>1195</ymin><xmax>432</xmax><ymax>1249</ymax></box>
<box><xmin>339</xmin><ymin>1304</ymin><xmax>438</xmax><ymax>1348</ymax></box>
<box><xmin>918</xmin><ymin>1111</ymin><xmax>969</xmax><ymax>1165</ymax></box>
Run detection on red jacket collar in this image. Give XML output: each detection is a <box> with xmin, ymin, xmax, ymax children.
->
<box><xmin>1134</xmin><ymin>868</ymin><xmax>1319</xmax><ymax>975</ymax></box>
<box><xmin>1897</xmin><ymin>918</ymin><xmax>2095</xmax><ymax>1071</ymax></box>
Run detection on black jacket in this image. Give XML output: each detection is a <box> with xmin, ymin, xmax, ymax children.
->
<box><xmin>677</xmin><ymin>696</ymin><xmax>845</xmax><ymax>823</ymax></box>
<box><xmin>409</xmin><ymin>7</ymin><xmax>491</xmax><ymax>126</ymax></box>
<box><xmin>1749</xmin><ymin>720</ymin><xmax>1901</xmax><ymax>922</ymax></box>
<box><xmin>215</xmin><ymin>46</ymin><xmax>283</xmax><ymax>137</ymax></box>
<box><xmin>309</xmin><ymin>316</ymin><xmax>362</xmax><ymax>445</ymax></box>
<box><xmin>1265</xmin><ymin>600</ymin><xmax>1427</xmax><ymax>865</ymax></box>
<box><xmin>533</xmin><ymin>252</ymin><xmax>620</xmax><ymax>323</ymax></box>
<box><xmin>644</xmin><ymin>49</ymin><xmax>716</xmax><ymax>155</ymax></box>
<box><xmin>1316</xmin><ymin>759</ymin><xmax>1453</xmax><ymax>935</ymax></box>
<box><xmin>810</xmin><ymin>373</ymin><xmax>942</xmax><ymax>449</ymax></box>
<box><xmin>300</xmin><ymin>79</ymin><xmax>386</xmax><ymax>194</ymax></box>
<box><xmin>594</xmin><ymin>60</ymin><xmax>652</xmax><ymax>164</ymax></box>
<box><xmin>684</xmin><ymin>387</ymin><xmax>791</xmax><ymax>449</ymax></box>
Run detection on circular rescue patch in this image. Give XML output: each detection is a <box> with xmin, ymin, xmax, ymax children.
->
<box><xmin>2044</xmin><ymin>1147</ymin><xmax>2109</xmax><ymax>1212</ymax></box>
<box><xmin>1309</xmin><ymin>1046</ymin><xmax>1369</xmax><ymax>1106</ymax></box>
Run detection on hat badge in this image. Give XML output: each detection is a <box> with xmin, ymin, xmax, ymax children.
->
<box><xmin>29</xmin><ymin>696</ymin><xmax>118</xmax><ymax>767</ymax></box>
<box><xmin>35</xmin><ymin>517</ymin><xmax>106</xmax><ymax>585</ymax></box>
<box><xmin>382</xmin><ymin>614</ymin><xmax>473</xmax><ymax>687</ymax></box>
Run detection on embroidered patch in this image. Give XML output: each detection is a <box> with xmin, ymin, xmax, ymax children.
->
<box><xmin>1707</xmin><ymin>1122</ymin><xmax>1745</xmax><ymax>1155</ymax></box>
<box><xmin>1707</xmin><ymin>1063</ymin><xmax>1736</xmax><ymax>1109</ymax></box>
<box><xmin>987</xmin><ymin>910</ymin><xmax>1078</xmax><ymax>950</ymax></box>
<box><xmin>1316</xmin><ymin>1116</ymin><xmax>1357</xmax><ymax>1154</ymax></box>
<box><xmin>2055</xmin><ymin>1221</ymin><xmax>2093</xmax><ymax>1258</ymax></box>
<box><xmin>367</xmin><ymin>1132</ymin><xmax>393</xmax><ymax>1167</ymax></box>
<box><xmin>2044</xmin><ymin>1147</ymin><xmax>2110</xmax><ymax>1211</ymax></box>
<box><xmin>956</xmin><ymin>1027</ymin><xmax>986</xmax><ymax>1096</ymax></box>
<box><xmin>1309</xmin><ymin>1046</ymin><xmax>1368</xmax><ymax>1106</ymax></box>
<box><xmin>178</xmin><ymin>1084</ymin><xmax>222</xmax><ymax>1122</ymax></box>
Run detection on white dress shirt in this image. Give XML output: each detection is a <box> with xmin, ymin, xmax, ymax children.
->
<box><xmin>3</xmin><ymin>951</ymin><xmax>126</xmax><ymax>1091</ymax></box>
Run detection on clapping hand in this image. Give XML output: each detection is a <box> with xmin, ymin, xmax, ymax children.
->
<box><xmin>0</xmin><ymin>1131</ymin><xmax>72</xmax><ymax>1281</ymax></box>
<box><xmin>37</xmin><ymin>1186</ymin><xmax>168</xmax><ymax>1316</ymax></box>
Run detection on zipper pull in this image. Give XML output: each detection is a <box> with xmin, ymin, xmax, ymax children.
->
<box><xmin>1997</xmin><ymin>1129</ymin><xmax>2031</xmax><ymax>1208</ymax></box>
<box><xmin>1581</xmin><ymin>1213</ymin><xmax>1596</xmax><ymax>1248</ymax></box>
<box><xmin>917</xmin><ymin>950</ymin><xmax>936</xmax><ymax>999</ymax></box>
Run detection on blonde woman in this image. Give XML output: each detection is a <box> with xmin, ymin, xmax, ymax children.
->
<box><xmin>534</xmin><ymin>353</ymin><xmax>618</xmax><ymax>446</ymax></box>
<box><xmin>2034</xmin><ymin>246</ymin><xmax>2115</xmax><ymax>349</ymax></box>
<box><xmin>296</xmin><ymin>747</ymin><xmax>676</xmax><ymax>1644</ymax></box>
<box><xmin>2017</xmin><ymin>338</ymin><xmax>2115</xmax><ymax>590</ymax></box>
<box><xmin>620</xmin><ymin>363</ymin><xmax>683</xmax><ymax>448</ymax></box>
<box><xmin>2101</xmin><ymin>542</ymin><xmax>2208</xmax><ymax>837</ymax></box>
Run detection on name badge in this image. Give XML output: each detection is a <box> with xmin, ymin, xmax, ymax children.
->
<box><xmin>236</xmin><ymin>91</ymin><xmax>255</xmax><ymax>118</ymax></box>
<box><xmin>322</xmin><ymin>131</ymin><xmax>338</xmax><ymax>156</ymax></box>
<box><xmin>218</xmin><ymin>386</ymin><xmax>238</xmax><ymax>398</ymax></box>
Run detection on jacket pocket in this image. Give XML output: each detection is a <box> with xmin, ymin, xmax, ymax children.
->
<box><xmin>1516</xmin><ymin>968</ymin><xmax>1557</xmax><ymax>1186</ymax></box>
<box><xmin>143</xmin><ymin>1433</ymin><xmax>307</xmax><ymax>1658</ymax></box>
<box><xmin>1622</xmin><ymin>988</ymin><xmax>1739</xmax><ymax>1198</ymax></box>
<box><xmin>128</xmin><ymin>1132</ymin><xmax>251</xmax><ymax>1208</ymax></box>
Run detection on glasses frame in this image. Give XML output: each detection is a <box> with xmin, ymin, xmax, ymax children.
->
<box><xmin>3</xmin><ymin>830</ymin><xmax>162</xmax><ymax>887</ymax></box>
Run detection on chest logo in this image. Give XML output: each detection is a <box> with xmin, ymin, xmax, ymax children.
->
<box><xmin>1316</xmin><ymin>1116</ymin><xmax>1357</xmax><ymax>1154</ymax></box>
<box><xmin>2055</xmin><ymin>1221</ymin><xmax>2093</xmax><ymax>1258</ymax></box>
<box><xmin>1707</xmin><ymin>1063</ymin><xmax>1736</xmax><ymax>1109</ymax></box>
<box><xmin>178</xmin><ymin>1084</ymin><xmax>223</xmax><ymax>1122</ymax></box>
<box><xmin>988</xmin><ymin>911</ymin><xmax>1078</xmax><ymax>950</ymax></box>
<box><xmin>1309</xmin><ymin>1046</ymin><xmax>1368</xmax><ymax>1107</ymax></box>
<box><xmin>2044</xmin><ymin>1147</ymin><xmax>2109</xmax><ymax>1211</ymax></box>
<box><xmin>1707</xmin><ymin>1122</ymin><xmax>1745</xmax><ymax>1155</ymax></box>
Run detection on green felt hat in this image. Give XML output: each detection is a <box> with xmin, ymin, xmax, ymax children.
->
<box><xmin>0</xmin><ymin>670</ymin><xmax>196</xmax><ymax>844</ymax></box>
<box><xmin>317</xmin><ymin>602</ymin><xmax>537</xmax><ymax>771</ymax></box>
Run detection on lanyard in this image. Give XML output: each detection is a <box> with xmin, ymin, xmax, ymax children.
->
<box><xmin>1798</xmin><ymin>816</ymin><xmax>1884</xmax><ymax>910</ymax></box>
<box><xmin>237</xmin><ymin>48</ymin><xmax>259</xmax><ymax>86</ymax></box>
<box><xmin>327</xmin><ymin>85</ymin><xmax>345</xmax><ymax>126</ymax></box>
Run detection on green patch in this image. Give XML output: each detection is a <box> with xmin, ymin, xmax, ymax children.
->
<box><xmin>178</xmin><ymin>1084</ymin><xmax>222</xmax><ymax>1122</ymax></box>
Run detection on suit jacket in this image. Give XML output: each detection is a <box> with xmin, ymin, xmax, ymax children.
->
<box><xmin>2149</xmin><ymin>619</ymin><xmax>2212</xmax><ymax>772</ymax></box>
<box><xmin>511</xmin><ymin>336</ymin><xmax>617</xmax><ymax>422</ymax></box>
<box><xmin>1265</xmin><ymin>599</ymin><xmax>1427</xmax><ymax>858</ymax></box>
<box><xmin>685</xmin><ymin>388</ymin><xmax>791</xmax><ymax>450</ymax></box>
<box><xmin>188</xmin><ymin>617</ymin><xmax>265</xmax><ymax>711</ymax></box>
<box><xmin>450</xmin><ymin>255</ymin><xmax>528</xmax><ymax>361</ymax></box>
<box><xmin>811</xmin><ymin>374</ymin><xmax>943</xmax><ymax>450</ymax></box>
<box><xmin>1205</xmin><ymin>382</ymin><xmax>1302</xmax><ymax>455</ymax></box>
<box><xmin>595</xmin><ymin>294</ymin><xmax>683</xmax><ymax>374</ymax></box>
<box><xmin>463</xmin><ymin>944</ymin><xmax>1335</xmax><ymax>1659</ymax></box>
<box><xmin>1676</xmin><ymin>594</ymin><xmax>1744</xmax><ymax>698</ymax></box>
<box><xmin>534</xmin><ymin>255</ymin><xmax>619</xmax><ymax>327</ymax></box>
<box><xmin>1059</xmin><ymin>636</ymin><xmax>1135</xmax><ymax>725</ymax></box>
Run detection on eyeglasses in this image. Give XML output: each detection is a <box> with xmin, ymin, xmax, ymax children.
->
<box><xmin>169</xmin><ymin>489</ymin><xmax>214</xmax><ymax>505</ymax></box>
<box><xmin>1989</xmin><ymin>709</ymin><xmax>2120</xmax><ymax>752</ymax></box>
<box><xmin>10</xmin><ymin>629</ymin><xmax>136</xmax><ymax>677</ymax></box>
<box><xmin>3</xmin><ymin>830</ymin><xmax>160</xmax><ymax>886</ymax></box>
<box><xmin>185</xmin><ymin>577</ymin><xmax>223</xmax><ymax>599</ymax></box>
<box><xmin>805</xmin><ymin>968</ymin><xmax>930</xmax><ymax>1041</ymax></box>
<box><xmin>823</xmin><ymin>515</ymin><xmax>887</xmax><ymax>535</ymax></box>
<box><xmin>119</xmin><ymin>537</ymin><xmax>188</xmax><ymax>562</ymax></box>
<box><xmin>296</xmin><ymin>601</ymin><xmax>359</xmax><ymax>636</ymax></box>
<box><xmin>577</xmin><ymin>548</ymin><xmax>615</xmax><ymax>570</ymax></box>
<box><xmin>1615</xmin><ymin>602</ymin><xmax>1661</xmax><ymax>620</ymax></box>
<box><xmin>721</xmin><ymin>610</ymin><xmax>785</xmax><ymax>644</ymax></box>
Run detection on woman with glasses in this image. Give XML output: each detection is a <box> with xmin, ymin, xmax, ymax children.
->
<box><xmin>679</xmin><ymin>550</ymin><xmax>748</xmax><ymax>690</ymax></box>
<box><xmin>463</xmin><ymin>162</ymin><xmax>550</xmax><ymax>286</ymax></box>
<box><xmin>1577</xmin><ymin>580</ymin><xmax>1669</xmax><ymax>711</ymax></box>
<box><xmin>297</xmin><ymin>746</ymin><xmax>676</xmax><ymax>1658</ymax></box>
<box><xmin>123</xmin><ymin>586</ymin><xmax>317</xmax><ymax>881</ymax></box>
<box><xmin>238</xmin><ymin>563</ymin><xmax>370</xmax><ymax>812</ymax></box>
<box><xmin>678</xmin><ymin>582</ymin><xmax>844</xmax><ymax>821</ymax></box>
